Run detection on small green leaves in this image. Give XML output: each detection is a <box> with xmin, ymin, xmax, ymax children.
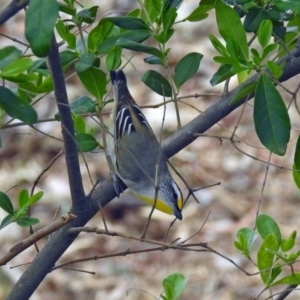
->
<box><xmin>257</xmin><ymin>233</ymin><xmax>279</xmax><ymax>285</ymax></box>
<box><xmin>1</xmin><ymin>58</ymin><xmax>33</xmax><ymax>78</ymax></box>
<box><xmin>293</xmin><ymin>135</ymin><xmax>300</xmax><ymax>189</ymax></box>
<box><xmin>258</xmin><ymin>20</ymin><xmax>273</xmax><ymax>48</ymax></box>
<box><xmin>161</xmin><ymin>273</ymin><xmax>187</xmax><ymax>300</ymax></box>
<box><xmin>0</xmin><ymin>46</ymin><xmax>22</xmax><ymax>70</ymax></box>
<box><xmin>75</xmin><ymin>132</ymin><xmax>98</xmax><ymax>152</ymax></box>
<box><xmin>257</xmin><ymin>214</ymin><xmax>281</xmax><ymax>246</ymax></box>
<box><xmin>174</xmin><ymin>52</ymin><xmax>203</xmax><ymax>88</ymax></box>
<box><xmin>106</xmin><ymin>46</ymin><xmax>122</xmax><ymax>70</ymax></box>
<box><xmin>0</xmin><ymin>190</ymin><xmax>42</xmax><ymax>230</ymax></box>
<box><xmin>254</xmin><ymin>74</ymin><xmax>291</xmax><ymax>155</ymax></box>
<box><xmin>16</xmin><ymin>217</ymin><xmax>40</xmax><ymax>227</ymax></box>
<box><xmin>230</xmin><ymin>81</ymin><xmax>257</xmax><ymax>105</ymax></box>
<box><xmin>105</xmin><ymin>17</ymin><xmax>149</xmax><ymax>30</ymax></box>
<box><xmin>0</xmin><ymin>86</ymin><xmax>38</xmax><ymax>124</ymax></box>
<box><xmin>77</xmin><ymin>67</ymin><xmax>107</xmax><ymax>100</ymax></box>
<box><xmin>281</xmin><ymin>231</ymin><xmax>297</xmax><ymax>253</ymax></box>
<box><xmin>75</xmin><ymin>6</ymin><xmax>98</xmax><ymax>24</ymax></box>
<box><xmin>0</xmin><ymin>191</ymin><xmax>14</xmax><ymax>215</ymax></box>
<box><xmin>184</xmin><ymin>4</ymin><xmax>213</xmax><ymax>22</ymax></box>
<box><xmin>142</xmin><ymin>70</ymin><xmax>172</xmax><ymax>97</ymax></box>
<box><xmin>98</xmin><ymin>29</ymin><xmax>151</xmax><ymax>55</ymax></box>
<box><xmin>115</xmin><ymin>38</ymin><xmax>163</xmax><ymax>60</ymax></box>
<box><xmin>56</xmin><ymin>20</ymin><xmax>76</xmax><ymax>49</ymax></box>
<box><xmin>25</xmin><ymin>0</ymin><xmax>59</xmax><ymax>57</ymax></box>
<box><xmin>215</xmin><ymin>0</ymin><xmax>248</xmax><ymax>61</ymax></box>
<box><xmin>272</xmin><ymin>273</ymin><xmax>300</xmax><ymax>286</ymax></box>
<box><xmin>275</xmin><ymin>0</ymin><xmax>300</xmax><ymax>16</ymax></box>
<box><xmin>70</xmin><ymin>96</ymin><xmax>96</xmax><ymax>114</ymax></box>
<box><xmin>234</xmin><ymin>227</ymin><xmax>257</xmax><ymax>258</ymax></box>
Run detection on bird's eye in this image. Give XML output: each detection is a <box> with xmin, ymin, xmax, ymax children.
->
<box><xmin>171</xmin><ymin>190</ymin><xmax>178</xmax><ymax>200</ymax></box>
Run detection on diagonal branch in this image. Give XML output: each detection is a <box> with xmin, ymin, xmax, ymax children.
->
<box><xmin>0</xmin><ymin>0</ymin><xmax>28</xmax><ymax>25</ymax></box>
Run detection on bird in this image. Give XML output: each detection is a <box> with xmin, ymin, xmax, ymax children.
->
<box><xmin>107</xmin><ymin>70</ymin><xmax>183</xmax><ymax>220</ymax></box>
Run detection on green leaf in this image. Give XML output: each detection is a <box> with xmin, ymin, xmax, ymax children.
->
<box><xmin>28</xmin><ymin>191</ymin><xmax>44</xmax><ymax>205</ymax></box>
<box><xmin>106</xmin><ymin>46</ymin><xmax>122</xmax><ymax>70</ymax></box>
<box><xmin>235</xmin><ymin>227</ymin><xmax>257</xmax><ymax>257</ymax></box>
<box><xmin>98</xmin><ymin>29</ymin><xmax>151</xmax><ymax>55</ymax></box>
<box><xmin>75</xmin><ymin>53</ymin><xmax>95</xmax><ymax>73</ymax></box>
<box><xmin>0</xmin><ymin>86</ymin><xmax>38</xmax><ymax>124</ymax></box>
<box><xmin>1</xmin><ymin>58</ymin><xmax>33</xmax><ymax>77</ymax></box>
<box><xmin>105</xmin><ymin>17</ymin><xmax>148</xmax><ymax>30</ymax></box>
<box><xmin>76</xmin><ymin>6</ymin><xmax>98</xmax><ymax>24</ymax></box>
<box><xmin>0</xmin><ymin>215</ymin><xmax>13</xmax><ymax>229</ymax></box>
<box><xmin>58</xmin><ymin>2</ymin><xmax>76</xmax><ymax>16</ymax></box>
<box><xmin>226</xmin><ymin>38</ymin><xmax>243</xmax><ymax>64</ymax></box>
<box><xmin>127</xmin><ymin>8</ymin><xmax>140</xmax><ymax>18</ymax></box>
<box><xmin>275</xmin><ymin>0</ymin><xmax>300</xmax><ymax>15</ymax></box>
<box><xmin>0</xmin><ymin>46</ymin><xmax>22</xmax><ymax>70</ymax></box>
<box><xmin>70</xmin><ymin>96</ymin><xmax>96</xmax><ymax>114</ymax></box>
<box><xmin>262</xmin><ymin>44</ymin><xmax>278</xmax><ymax>61</ymax></box>
<box><xmin>293</xmin><ymin>163</ymin><xmax>300</xmax><ymax>189</ymax></box>
<box><xmin>244</xmin><ymin>8</ymin><xmax>267</xmax><ymax>33</ymax></box>
<box><xmin>162</xmin><ymin>273</ymin><xmax>187</xmax><ymax>300</ymax></box>
<box><xmin>294</xmin><ymin>135</ymin><xmax>300</xmax><ymax>170</ymax></box>
<box><xmin>230</xmin><ymin>81</ymin><xmax>257</xmax><ymax>105</ymax></box>
<box><xmin>174</xmin><ymin>52</ymin><xmax>203</xmax><ymax>88</ymax></box>
<box><xmin>18</xmin><ymin>189</ymin><xmax>29</xmax><ymax>208</ymax></box>
<box><xmin>37</xmin><ymin>75</ymin><xmax>54</xmax><ymax>94</ymax></box>
<box><xmin>209</xmin><ymin>34</ymin><xmax>228</xmax><ymax>57</ymax></box>
<box><xmin>281</xmin><ymin>230</ymin><xmax>297</xmax><ymax>252</ymax></box>
<box><xmin>256</xmin><ymin>214</ymin><xmax>281</xmax><ymax>246</ymax></box>
<box><xmin>0</xmin><ymin>191</ymin><xmax>14</xmax><ymax>215</ymax></box>
<box><xmin>25</xmin><ymin>0</ymin><xmax>59</xmax><ymax>57</ymax></box>
<box><xmin>16</xmin><ymin>217</ymin><xmax>40</xmax><ymax>227</ymax></box>
<box><xmin>142</xmin><ymin>70</ymin><xmax>172</xmax><ymax>97</ymax></box>
<box><xmin>254</xmin><ymin>74</ymin><xmax>291</xmax><ymax>155</ymax></box>
<box><xmin>75</xmin><ymin>133</ymin><xmax>98</xmax><ymax>152</ymax></box>
<box><xmin>77</xmin><ymin>67</ymin><xmax>106</xmax><ymax>100</ymax></box>
<box><xmin>210</xmin><ymin>64</ymin><xmax>236</xmax><ymax>86</ymax></box>
<box><xmin>28</xmin><ymin>59</ymin><xmax>47</xmax><ymax>73</ymax></box>
<box><xmin>88</xmin><ymin>19</ymin><xmax>114</xmax><ymax>53</ymax></box>
<box><xmin>215</xmin><ymin>0</ymin><xmax>248</xmax><ymax>60</ymax></box>
<box><xmin>270</xmin><ymin>265</ymin><xmax>282</xmax><ymax>282</ymax></box>
<box><xmin>257</xmin><ymin>233</ymin><xmax>278</xmax><ymax>285</ymax></box>
<box><xmin>213</xmin><ymin>56</ymin><xmax>236</xmax><ymax>65</ymax></box>
<box><xmin>115</xmin><ymin>38</ymin><xmax>163</xmax><ymax>59</ymax></box>
<box><xmin>184</xmin><ymin>4</ymin><xmax>213</xmax><ymax>22</ymax></box>
<box><xmin>144</xmin><ymin>56</ymin><xmax>164</xmax><ymax>65</ymax></box>
<box><xmin>272</xmin><ymin>273</ymin><xmax>300</xmax><ymax>286</ymax></box>
<box><xmin>1</xmin><ymin>73</ymin><xmax>38</xmax><ymax>84</ymax></box>
<box><xmin>267</xmin><ymin>6</ymin><xmax>293</xmax><ymax>22</ymax></box>
<box><xmin>266</xmin><ymin>61</ymin><xmax>284</xmax><ymax>79</ymax></box>
<box><xmin>74</xmin><ymin>115</ymin><xmax>86</xmax><ymax>133</ymax></box>
<box><xmin>18</xmin><ymin>82</ymin><xmax>37</xmax><ymax>103</ymax></box>
<box><xmin>258</xmin><ymin>20</ymin><xmax>273</xmax><ymax>48</ymax></box>
<box><xmin>163</xmin><ymin>7</ymin><xmax>177</xmax><ymax>32</ymax></box>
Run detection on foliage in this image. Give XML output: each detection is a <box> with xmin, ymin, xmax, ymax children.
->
<box><xmin>161</xmin><ymin>273</ymin><xmax>187</xmax><ymax>300</ymax></box>
<box><xmin>235</xmin><ymin>214</ymin><xmax>300</xmax><ymax>287</ymax></box>
<box><xmin>0</xmin><ymin>190</ymin><xmax>43</xmax><ymax>229</ymax></box>
<box><xmin>1</xmin><ymin>0</ymin><xmax>300</xmax><ymax>299</ymax></box>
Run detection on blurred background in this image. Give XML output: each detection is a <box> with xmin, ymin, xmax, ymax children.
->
<box><xmin>1</xmin><ymin>0</ymin><xmax>300</xmax><ymax>299</ymax></box>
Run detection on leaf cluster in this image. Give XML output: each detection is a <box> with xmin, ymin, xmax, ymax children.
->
<box><xmin>235</xmin><ymin>214</ymin><xmax>300</xmax><ymax>288</ymax></box>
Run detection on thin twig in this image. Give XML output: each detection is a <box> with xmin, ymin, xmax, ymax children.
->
<box><xmin>0</xmin><ymin>214</ymin><xmax>77</xmax><ymax>266</ymax></box>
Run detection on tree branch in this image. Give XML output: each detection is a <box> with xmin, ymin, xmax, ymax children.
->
<box><xmin>0</xmin><ymin>214</ymin><xmax>77</xmax><ymax>266</ymax></box>
<box><xmin>0</xmin><ymin>0</ymin><xmax>28</xmax><ymax>25</ymax></box>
